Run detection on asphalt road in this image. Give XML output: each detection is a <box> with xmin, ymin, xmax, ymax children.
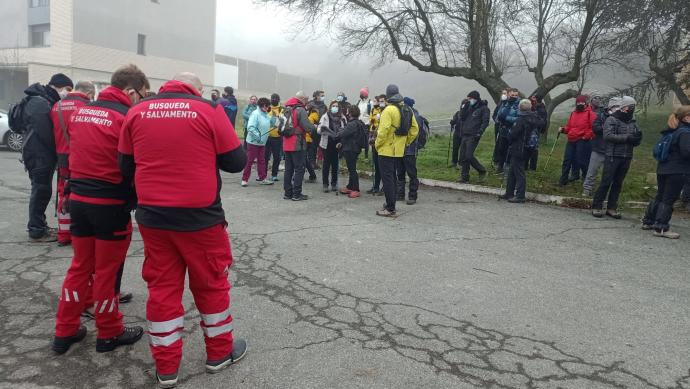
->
<box><xmin>0</xmin><ymin>149</ymin><xmax>688</xmax><ymax>389</ymax></box>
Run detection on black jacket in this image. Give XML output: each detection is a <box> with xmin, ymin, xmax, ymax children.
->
<box><xmin>591</xmin><ymin>108</ymin><xmax>608</xmax><ymax>154</ymax></box>
<box><xmin>657</xmin><ymin>123</ymin><xmax>690</xmax><ymax>175</ymax></box>
<box><xmin>338</xmin><ymin>118</ymin><xmax>363</xmax><ymax>153</ymax></box>
<box><xmin>459</xmin><ymin>100</ymin><xmax>490</xmax><ymax>137</ymax></box>
<box><xmin>508</xmin><ymin>111</ymin><xmax>541</xmax><ymax>157</ymax></box>
<box><xmin>534</xmin><ymin>103</ymin><xmax>548</xmax><ymax>133</ymax></box>
<box><xmin>21</xmin><ymin>83</ymin><xmax>59</xmax><ymax>169</ymax></box>
<box><xmin>603</xmin><ymin>113</ymin><xmax>642</xmax><ymax>159</ymax></box>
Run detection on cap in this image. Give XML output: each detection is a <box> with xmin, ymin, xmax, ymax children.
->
<box><xmin>385</xmin><ymin>84</ymin><xmax>399</xmax><ymax>99</ymax></box>
<box><xmin>467</xmin><ymin>90</ymin><xmax>480</xmax><ymax>100</ymax></box>
<box><xmin>48</xmin><ymin>73</ymin><xmax>74</xmax><ymax>89</ymax></box>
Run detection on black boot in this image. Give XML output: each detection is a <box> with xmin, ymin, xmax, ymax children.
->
<box><xmin>52</xmin><ymin>326</ymin><xmax>87</xmax><ymax>354</ymax></box>
<box><xmin>206</xmin><ymin>338</ymin><xmax>248</xmax><ymax>373</ymax></box>
<box><xmin>96</xmin><ymin>326</ymin><xmax>144</xmax><ymax>353</ymax></box>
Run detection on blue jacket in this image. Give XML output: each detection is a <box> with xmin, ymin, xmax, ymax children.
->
<box><xmin>497</xmin><ymin>98</ymin><xmax>520</xmax><ymax>137</ymax></box>
<box><xmin>404</xmin><ymin>107</ymin><xmax>424</xmax><ymax>155</ymax></box>
<box><xmin>242</xmin><ymin>104</ymin><xmax>258</xmax><ymax>126</ymax></box>
<box><xmin>218</xmin><ymin>96</ymin><xmax>238</xmax><ymax>126</ymax></box>
<box><xmin>246</xmin><ymin>109</ymin><xmax>271</xmax><ymax>146</ymax></box>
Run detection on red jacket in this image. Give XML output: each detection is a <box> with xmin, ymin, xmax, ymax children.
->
<box><xmin>69</xmin><ymin>86</ymin><xmax>132</xmax><ymax>201</ymax></box>
<box><xmin>50</xmin><ymin>92</ymin><xmax>90</xmax><ymax>169</ymax></box>
<box><xmin>563</xmin><ymin>107</ymin><xmax>596</xmax><ymax>142</ymax></box>
<box><xmin>118</xmin><ymin>80</ymin><xmax>245</xmax><ymax>231</ymax></box>
<box><xmin>283</xmin><ymin>97</ymin><xmax>314</xmax><ymax>152</ymax></box>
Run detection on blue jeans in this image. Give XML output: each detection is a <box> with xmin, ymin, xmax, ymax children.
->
<box><xmin>560</xmin><ymin>140</ymin><xmax>591</xmax><ymax>184</ymax></box>
<box><xmin>27</xmin><ymin>164</ymin><xmax>55</xmax><ymax>238</ymax></box>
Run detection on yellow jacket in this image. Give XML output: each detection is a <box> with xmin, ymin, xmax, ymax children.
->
<box><xmin>369</xmin><ymin>106</ymin><xmax>384</xmax><ymax>132</ymax></box>
<box><xmin>306</xmin><ymin>110</ymin><xmax>321</xmax><ymax>143</ymax></box>
<box><xmin>268</xmin><ymin>105</ymin><xmax>284</xmax><ymax>138</ymax></box>
<box><xmin>375</xmin><ymin>103</ymin><xmax>419</xmax><ymax>157</ymax></box>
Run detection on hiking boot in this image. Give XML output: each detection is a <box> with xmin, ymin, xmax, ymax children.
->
<box><xmin>457</xmin><ymin>178</ymin><xmax>469</xmax><ymax>184</ymax></box>
<box><xmin>640</xmin><ymin>220</ymin><xmax>654</xmax><ymax>230</ymax></box>
<box><xmin>96</xmin><ymin>326</ymin><xmax>144</xmax><ymax>353</ymax></box>
<box><xmin>52</xmin><ymin>326</ymin><xmax>87</xmax><ymax>354</ymax></box>
<box><xmin>653</xmin><ymin>230</ymin><xmax>680</xmax><ymax>239</ymax></box>
<box><xmin>323</xmin><ymin>186</ymin><xmax>330</xmax><ymax>193</ymax></box>
<box><xmin>376</xmin><ymin>209</ymin><xmax>397</xmax><ymax>218</ymax></box>
<box><xmin>348</xmin><ymin>191</ymin><xmax>360</xmax><ymax>198</ymax></box>
<box><xmin>240</xmin><ymin>181</ymin><xmax>248</xmax><ymax>187</ymax></box>
<box><xmin>592</xmin><ymin>209</ymin><xmax>604</xmax><ymax>218</ymax></box>
<box><xmin>283</xmin><ymin>194</ymin><xmax>292</xmax><ymax>200</ymax></box>
<box><xmin>156</xmin><ymin>371</ymin><xmax>179</xmax><ymax>389</ymax></box>
<box><xmin>119</xmin><ymin>292</ymin><xmax>133</xmax><ymax>304</ymax></box>
<box><xmin>498</xmin><ymin>194</ymin><xmax>511</xmax><ymax>201</ymax></box>
<box><xmin>271</xmin><ymin>176</ymin><xmax>279</xmax><ymax>182</ymax></box>
<box><xmin>605</xmin><ymin>210</ymin><xmax>622</xmax><ymax>219</ymax></box>
<box><xmin>508</xmin><ymin>197</ymin><xmax>526</xmax><ymax>204</ymax></box>
<box><xmin>206</xmin><ymin>338</ymin><xmax>248</xmax><ymax>374</ymax></box>
<box><xmin>30</xmin><ymin>230</ymin><xmax>57</xmax><ymax>243</ymax></box>
<box><xmin>340</xmin><ymin>188</ymin><xmax>352</xmax><ymax>195</ymax></box>
<box><xmin>366</xmin><ymin>188</ymin><xmax>379</xmax><ymax>194</ymax></box>
<box><xmin>260</xmin><ymin>180</ymin><xmax>274</xmax><ymax>185</ymax></box>
<box><xmin>292</xmin><ymin>194</ymin><xmax>309</xmax><ymax>201</ymax></box>
<box><xmin>406</xmin><ymin>199</ymin><xmax>417</xmax><ymax>205</ymax></box>
<box><xmin>255</xmin><ymin>177</ymin><xmax>262</xmax><ymax>182</ymax></box>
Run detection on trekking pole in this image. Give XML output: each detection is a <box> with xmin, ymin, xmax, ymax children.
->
<box><xmin>542</xmin><ymin>131</ymin><xmax>561</xmax><ymax>173</ymax></box>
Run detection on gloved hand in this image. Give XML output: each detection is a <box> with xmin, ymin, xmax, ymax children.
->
<box><xmin>630</xmin><ymin>131</ymin><xmax>642</xmax><ymax>143</ymax></box>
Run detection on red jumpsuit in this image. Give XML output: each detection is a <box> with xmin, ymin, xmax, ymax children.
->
<box><xmin>50</xmin><ymin>92</ymin><xmax>90</xmax><ymax>245</ymax></box>
<box><xmin>54</xmin><ymin>87</ymin><xmax>134</xmax><ymax>340</ymax></box>
<box><xmin>118</xmin><ymin>80</ymin><xmax>245</xmax><ymax>375</ymax></box>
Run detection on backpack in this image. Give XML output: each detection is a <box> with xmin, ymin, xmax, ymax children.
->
<box><xmin>654</xmin><ymin>127</ymin><xmax>689</xmax><ymax>163</ymax></box>
<box><xmin>417</xmin><ymin>116</ymin><xmax>430</xmax><ymax>149</ymax></box>
<box><xmin>394</xmin><ymin>104</ymin><xmax>414</xmax><ymax>136</ymax></box>
<box><xmin>8</xmin><ymin>96</ymin><xmax>32</xmax><ymax>134</ymax></box>
<box><xmin>524</xmin><ymin>127</ymin><xmax>540</xmax><ymax>151</ymax></box>
<box><xmin>280</xmin><ymin>107</ymin><xmax>295</xmax><ymax>137</ymax></box>
<box><xmin>356</xmin><ymin>121</ymin><xmax>368</xmax><ymax>150</ymax></box>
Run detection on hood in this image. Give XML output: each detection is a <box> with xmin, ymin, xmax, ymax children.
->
<box><xmin>97</xmin><ymin>86</ymin><xmax>132</xmax><ymax>107</ymax></box>
<box><xmin>387</xmin><ymin>94</ymin><xmax>403</xmax><ymax>104</ymax></box>
<box><xmin>25</xmin><ymin>83</ymin><xmax>59</xmax><ymax>104</ymax></box>
<box><xmin>285</xmin><ymin>97</ymin><xmax>305</xmax><ymax>108</ymax></box>
<box><xmin>159</xmin><ymin>80</ymin><xmax>202</xmax><ymax>97</ymax></box>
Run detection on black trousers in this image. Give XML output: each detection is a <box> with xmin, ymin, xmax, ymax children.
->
<box><xmin>284</xmin><ymin>150</ymin><xmax>306</xmax><ymax>198</ymax></box>
<box><xmin>264</xmin><ymin>137</ymin><xmax>282</xmax><ymax>178</ymax></box>
<box><xmin>322</xmin><ymin>141</ymin><xmax>339</xmax><ymax>188</ymax></box>
<box><xmin>592</xmin><ymin>157</ymin><xmax>631</xmax><ymax>210</ymax></box>
<box><xmin>396</xmin><ymin>155</ymin><xmax>419</xmax><ymax>200</ymax></box>
<box><xmin>643</xmin><ymin>174</ymin><xmax>687</xmax><ymax>231</ymax></box>
<box><xmin>363</xmin><ymin>141</ymin><xmax>369</xmax><ymax>159</ymax></box>
<box><xmin>494</xmin><ymin>136</ymin><xmax>510</xmax><ymax>170</ymax></box>
<box><xmin>371</xmin><ymin>149</ymin><xmax>381</xmax><ymax>190</ymax></box>
<box><xmin>681</xmin><ymin>176</ymin><xmax>690</xmax><ymax>203</ymax></box>
<box><xmin>505</xmin><ymin>154</ymin><xmax>526</xmax><ymax>199</ymax></box>
<box><xmin>459</xmin><ymin>135</ymin><xmax>486</xmax><ymax>180</ymax></box>
<box><xmin>492</xmin><ymin>125</ymin><xmax>500</xmax><ymax>162</ymax></box>
<box><xmin>27</xmin><ymin>164</ymin><xmax>55</xmax><ymax>238</ymax></box>
<box><xmin>451</xmin><ymin>130</ymin><xmax>462</xmax><ymax>166</ymax></box>
<box><xmin>524</xmin><ymin>149</ymin><xmax>539</xmax><ymax>171</ymax></box>
<box><xmin>379</xmin><ymin>156</ymin><xmax>399</xmax><ymax>211</ymax></box>
<box><xmin>343</xmin><ymin>151</ymin><xmax>360</xmax><ymax>192</ymax></box>
<box><xmin>305</xmin><ymin>143</ymin><xmax>317</xmax><ymax>180</ymax></box>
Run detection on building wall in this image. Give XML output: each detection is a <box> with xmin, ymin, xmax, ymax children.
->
<box><xmin>0</xmin><ymin>1</ymin><xmax>29</xmax><ymax>49</ymax></box>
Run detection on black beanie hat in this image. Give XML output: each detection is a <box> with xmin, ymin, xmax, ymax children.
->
<box><xmin>48</xmin><ymin>73</ymin><xmax>74</xmax><ymax>89</ymax></box>
<box><xmin>467</xmin><ymin>90</ymin><xmax>480</xmax><ymax>100</ymax></box>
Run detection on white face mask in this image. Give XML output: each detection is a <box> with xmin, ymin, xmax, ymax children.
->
<box><xmin>500</xmin><ymin>94</ymin><xmax>508</xmax><ymax>101</ymax></box>
<box><xmin>59</xmin><ymin>89</ymin><xmax>69</xmax><ymax>99</ymax></box>
<box><xmin>379</xmin><ymin>102</ymin><xmax>386</xmax><ymax>108</ymax></box>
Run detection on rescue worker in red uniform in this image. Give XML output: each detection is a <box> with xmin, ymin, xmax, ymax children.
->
<box><xmin>50</xmin><ymin>81</ymin><xmax>95</xmax><ymax>246</ymax></box>
<box><xmin>52</xmin><ymin>64</ymin><xmax>149</xmax><ymax>355</ymax></box>
<box><xmin>118</xmin><ymin>73</ymin><xmax>247</xmax><ymax>388</ymax></box>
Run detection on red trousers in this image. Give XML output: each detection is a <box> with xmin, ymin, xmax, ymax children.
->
<box><xmin>56</xmin><ymin>169</ymin><xmax>71</xmax><ymax>244</ymax></box>
<box><xmin>242</xmin><ymin>144</ymin><xmax>267</xmax><ymax>182</ymax></box>
<box><xmin>55</xmin><ymin>200</ymin><xmax>132</xmax><ymax>339</ymax></box>
<box><xmin>139</xmin><ymin>223</ymin><xmax>235</xmax><ymax>375</ymax></box>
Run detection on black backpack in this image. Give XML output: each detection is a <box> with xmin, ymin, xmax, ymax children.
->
<box><xmin>8</xmin><ymin>96</ymin><xmax>32</xmax><ymax>134</ymax></box>
<box><xmin>417</xmin><ymin>115</ymin><xmax>430</xmax><ymax>149</ymax></box>
<box><xmin>394</xmin><ymin>104</ymin><xmax>414</xmax><ymax>136</ymax></box>
<box><xmin>356</xmin><ymin>121</ymin><xmax>368</xmax><ymax>150</ymax></box>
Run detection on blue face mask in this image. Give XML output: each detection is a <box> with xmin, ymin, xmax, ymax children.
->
<box><xmin>331</xmin><ymin>106</ymin><xmax>339</xmax><ymax>114</ymax></box>
<box><xmin>336</xmin><ymin>96</ymin><xmax>344</xmax><ymax>102</ymax></box>
<box><xmin>469</xmin><ymin>99</ymin><xmax>477</xmax><ymax>106</ymax></box>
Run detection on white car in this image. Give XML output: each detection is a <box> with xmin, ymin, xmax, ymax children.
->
<box><xmin>0</xmin><ymin>110</ymin><xmax>23</xmax><ymax>152</ymax></box>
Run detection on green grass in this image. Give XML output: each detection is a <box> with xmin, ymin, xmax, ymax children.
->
<box><xmin>359</xmin><ymin>112</ymin><xmax>667</xmax><ymax>204</ymax></box>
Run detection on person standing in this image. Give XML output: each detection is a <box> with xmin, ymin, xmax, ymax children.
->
<box><xmin>282</xmin><ymin>92</ymin><xmax>316</xmax><ymax>201</ymax></box>
<box><xmin>50</xmin><ymin>81</ymin><xmax>95</xmax><ymax>246</ymax></box>
<box><xmin>495</xmin><ymin>88</ymin><xmax>521</xmax><ymax>174</ymax></box>
<box><xmin>338</xmin><ymin>105</ymin><xmax>364</xmax><ymax>198</ymax></box>
<box><xmin>375</xmin><ymin>85</ymin><xmax>419</xmax><ymax>217</ymax></box>
<box><xmin>449</xmin><ymin>100</ymin><xmax>466</xmax><ymax>169</ymax></box>
<box><xmin>457</xmin><ymin>91</ymin><xmax>490</xmax><ymax>183</ymax></box>
<box><xmin>396</xmin><ymin>97</ymin><xmax>424</xmax><ymax>205</ymax></box>
<box><xmin>499</xmin><ymin>99</ymin><xmax>540</xmax><ymax>203</ymax></box>
<box><xmin>525</xmin><ymin>94</ymin><xmax>547</xmax><ymax>171</ymax></box>
<box><xmin>592</xmin><ymin>96</ymin><xmax>642</xmax><ymax>219</ymax></box>
<box><xmin>583</xmin><ymin>96</ymin><xmax>616</xmax><ymax>197</ymax></box>
<box><xmin>641</xmin><ymin>106</ymin><xmax>690</xmax><ymax>239</ymax></box>
<box><xmin>558</xmin><ymin>95</ymin><xmax>595</xmax><ymax>185</ymax></box>
<box><xmin>241</xmin><ymin>98</ymin><xmax>273</xmax><ymax>187</ymax></box>
<box><xmin>318</xmin><ymin>100</ymin><xmax>346</xmax><ymax>193</ymax></box>
<box><xmin>20</xmin><ymin>73</ymin><xmax>74</xmax><ymax>242</ymax></box>
<box><xmin>220</xmin><ymin>87</ymin><xmax>238</xmax><ymax>127</ymax></box>
<box><xmin>357</xmin><ymin>87</ymin><xmax>372</xmax><ymax>159</ymax></box>
<box><xmin>118</xmin><ymin>73</ymin><xmax>247</xmax><ymax>387</ymax></box>
<box><xmin>241</xmin><ymin>95</ymin><xmax>258</xmax><ymax>147</ymax></box>
<box><xmin>308</xmin><ymin>90</ymin><xmax>326</xmax><ymax>170</ymax></box>
<box><xmin>52</xmin><ymin>65</ymin><xmax>149</xmax><ymax>356</ymax></box>
<box><xmin>265</xmin><ymin>93</ymin><xmax>284</xmax><ymax>182</ymax></box>
<box><xmin>492</xmin><ymin>89</ymin><xmax>508</xmax><ymax>167</ymax></box>
<box><xmin>366</xmin><ymin>95</ymin><xmax>386</xmax><ymax>195</ymax></box>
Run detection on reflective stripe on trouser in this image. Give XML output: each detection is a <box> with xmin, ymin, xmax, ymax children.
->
<box><xmin>140</xmin><ymin>223</ymin><xmax>234</xmax><ymax>376</ymax></box>
<box><xmin>56</xmin><ymin>175</ymin><xmax>71</xmax><ymax>244</ymax></box>
<box><xmin>55</xmin><ymin>232</ymin><xmax>131</xmax><ymax>338</ymax></box>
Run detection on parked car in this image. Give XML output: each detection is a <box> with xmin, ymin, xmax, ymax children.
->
<box><xmin>0</xmin><ymin>110</ymin><xmax>23</xmax><ymax>152</ymax></box>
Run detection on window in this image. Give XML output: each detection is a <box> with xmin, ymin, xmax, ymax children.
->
<box><xmin>137</xmin><ymin>34</ymin><xmax>146</xmax><ymax>55</ymax></box>
<box><xmin>29</xmin><ymin>24</ymin><xmax>50</xmax><ymax>47</ymax></box>
<box><xmin>29</xmin><ymin>0</ymin><xmax>49</xmax><ymax>7</ymax></box>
